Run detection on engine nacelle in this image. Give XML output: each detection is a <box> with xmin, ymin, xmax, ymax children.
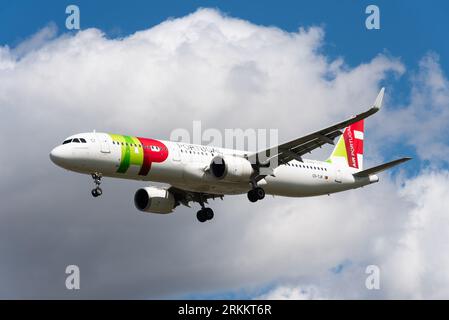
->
<box><xmin>134</xmin><ymin>187</ymin><xmax>175</xmax><ymax>214</ymax></box>
<box><xmin>210</xmin><ymin>155</ymin><xmax>254</xmax><ymax>182</ymax></box>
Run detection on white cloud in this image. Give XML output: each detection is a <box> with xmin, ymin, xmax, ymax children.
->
<box><xmin>381</xmin><ymin>170</ymin><xmax>449</xmax><ymax>299</ymax></box>
<box><xmin>0</xmin><ymin>8</ymin><xmax>448</xmax><ymax>299</ymax></box>
<box><xmin>256</xmin><ymin>170</ymin><xmax>449</xmax><ymax>300</ymax></box>
<box><xmin>13</xmin><ymin>23</ymin><xmax>58</xmax><ymax>58</ymax></box>
<box><xmin>372</xmin><ymin>53</ymin><xmax>449</xmax><ymax>165</ymax></box>
<box><xmin>256</xmin><ymin>285</ymin><xmax>326</xmax><ymax>300</ymax></box>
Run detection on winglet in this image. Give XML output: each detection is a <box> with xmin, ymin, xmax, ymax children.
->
<box><xmin>373</xmin><ymin>87</ymin><xmax>385</xmax><ymax>111</ymax></box>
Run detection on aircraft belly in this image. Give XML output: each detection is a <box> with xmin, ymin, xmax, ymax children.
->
<box><xmin>171</xmin><ymin>181</ymin><xmax>249</xmax><ymax>195</ymax></box>
<box><xmin>263</xmin><ymin>167</ymin><xmax>346</xmax><ymax>197</ymax></box>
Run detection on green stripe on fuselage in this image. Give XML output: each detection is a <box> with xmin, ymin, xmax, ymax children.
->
<box><xmin>124</xmin><ymin>135</ymin><xmax>143</xmax><ymax>168</ymax></box>
<box><xmin>109</xmin><ymin>134</ymin><xmax>143</xmax><ymax>174</ymax></box>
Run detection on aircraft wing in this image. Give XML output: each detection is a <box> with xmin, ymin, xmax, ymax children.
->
<box><xmin>168</xmin><ymin>186</ymin><xmax>224</xmax><ymax>208</ymax></box>
<box><xmin>249</xmin><ymin>88</ymin><xmax>385</xmax><ymax>169</ymax></box>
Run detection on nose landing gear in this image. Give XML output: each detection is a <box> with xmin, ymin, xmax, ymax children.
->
<box><xmin>91</xmin><ymin>173</ymin><xmax>103</xmax><ymax>198</ymax></box>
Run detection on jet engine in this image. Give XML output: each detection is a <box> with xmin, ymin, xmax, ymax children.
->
<box><xmin>210</xmin><ymin>155</ymin><xmax>254</xmax><ymax>182</ymax></box>
<box><xmin>134</xmin><ymin>187</ymin><xmax>175</xmax><ymax>214</ymax></box>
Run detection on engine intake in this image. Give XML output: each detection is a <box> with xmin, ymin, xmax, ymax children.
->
<box><xmin>134</xmin><ymin>187</ymin><xmax>175</xmax><ymax>214</ymax></box>
<box><xmin>210</xmin><ymin>155</ymin><xmax>254</xmax><ymax>182</ymax></box>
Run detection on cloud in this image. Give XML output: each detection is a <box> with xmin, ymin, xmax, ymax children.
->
<box><xmin>381</xmin><ymin>170</ymin><xmax>449</xmax><ymax>299</ymax></box>
<box><xmin>252</xmin><ymin>169</ymin><xmax>449</xmax><ymax>300</ymax></box>
<box><xmin>372</xmin><ymin>53</ymin><xmax>449</xmax><ymax>166</ymax></box>
<box><xmin>13</xmin><ymin>23</ymin><xmax>59</xmax><ymax>58</ymax></box>
<box><xmin>0</xmin><ymin>8</ymin><xmax>447</xmax><ymax>299</ymax></box>
<box><xmin>256</xmin><ymin>285</ymin><xmax>326</xmax><ymax>300</ymax></box>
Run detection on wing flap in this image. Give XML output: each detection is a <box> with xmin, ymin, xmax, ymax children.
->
<box><xmin>168</xmin><ymin>186</ymin><xmax>224</xmax><ymax>207</ymax></box>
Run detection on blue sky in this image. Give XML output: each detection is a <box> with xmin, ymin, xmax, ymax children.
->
<box><xmin>1</xmin><ymin>0</ymin><xmax>448</xmax><ymax>71</ymax></box>
<box><xmin>1</xmin><ymin>1</ymin><xmax>448</xmax><ymax>299</ymax></box>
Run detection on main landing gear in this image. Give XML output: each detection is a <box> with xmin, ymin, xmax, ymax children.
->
<box><xmin>91</xmin><ymin>173</ymin><xmax>103</xmax><ymax>198</ymax></box>
<box><xmin>196</xmin><ymin>204</ymin><xmax>214</xmax><ymax>223</ymax></box>
<box><xmin>247</xmin><ymin>187</ymin><xmax>265</xmax><ymax>203</ymax></box>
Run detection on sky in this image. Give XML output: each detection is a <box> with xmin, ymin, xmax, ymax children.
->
<box><xmin>0</xmin><ymin>1</ymin><xmax>449</xmax><ymax>299</ymax></box>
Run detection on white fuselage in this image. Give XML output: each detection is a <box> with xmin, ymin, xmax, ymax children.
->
<box><xmin>50</xmin><ymin>132</ymin><xmax>378</xmax><ymax>197</ymax></box>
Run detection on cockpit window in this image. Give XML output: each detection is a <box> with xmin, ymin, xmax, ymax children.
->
<box><xmin>62</xmin><ymin>137</ymin><xmax>87</xmax><ymax>145</ymax></box>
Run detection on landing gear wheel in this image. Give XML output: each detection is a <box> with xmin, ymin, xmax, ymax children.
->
<box><xmin>204</xmin><ymin>208</ymin><xmax>214</xmax><ymax>220</ymax></box>
<box><xmin>90</xmin><ymin>172</ymin><xmax>103</xmax><ymax>198</ymax></box>
<box><xmin>247</xmin><ymin>187</ymin><xmax>265</xmax><ymax>202</ymax></box>
<box><xmin>196</xmin><ymin>210</ymin><xmax>208</xmax><ymax>223</ymax></box>
<box><xmin>196</xmin><ymin>207</ymin><xmax>214</xmax><ymax>222</ymax></box>
<box><xmin>255</xmin><ymin>187</ymin><xmax>265</xmax><ymax>200</ymax></box>
<box><xmin>91</xmin><ymin>187</ymin><xmax>102</xmax><ymax>198</ymax></box>
<box><xmin>247</xmin><ymin>189</ymin><xmax>258</xmax><ymax>202</ymax></box>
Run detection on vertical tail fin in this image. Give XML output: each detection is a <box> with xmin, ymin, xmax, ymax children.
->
<box><xmin>327</xmin><ymin>120</ymin><xmax>365</xmax><ymax>170</ymax></box>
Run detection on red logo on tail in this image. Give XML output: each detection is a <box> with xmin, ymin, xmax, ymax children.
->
<box><xmin>343</xmin><ymin>120</ymin><xmax>364</xmax><ymax>169</ymax></box>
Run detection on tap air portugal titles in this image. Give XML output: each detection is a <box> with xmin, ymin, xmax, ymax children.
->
<box><xmin>50</xmin><ymin>88</ymin><xmax>411</xmax><ymax>222</ymax></box>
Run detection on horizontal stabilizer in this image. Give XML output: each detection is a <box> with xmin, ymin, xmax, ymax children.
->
<box><xmin>353</xmin><ymin>157</ymin><xmax>412</xmax><ymax>177</ymax></box>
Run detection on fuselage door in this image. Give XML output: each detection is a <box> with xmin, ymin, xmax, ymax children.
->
<box><xmin>335</xmin><ymin>168</ymin><xmax>342</xmax><ymax>183</ymax></box>
<box><xmin>171</xmin><ymin>143</ymin><xmax>181</xmax><ymax>162</ymax></box>
<box><xmin>100</xmin><ymin>134</ymin><xmax>111</xmax><ymax>153</ymax></box>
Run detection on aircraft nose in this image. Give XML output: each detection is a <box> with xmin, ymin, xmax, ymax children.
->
<box><xmin>49</xmin><ymin>145</ymin><xmax>70</xmax><ymax>167</ymax></box>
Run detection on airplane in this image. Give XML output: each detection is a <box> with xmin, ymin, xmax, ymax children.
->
<box><xmin>50</xmin><ymin>88</ymin><xmax>411</xmax><ymax>222</ymax></box>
